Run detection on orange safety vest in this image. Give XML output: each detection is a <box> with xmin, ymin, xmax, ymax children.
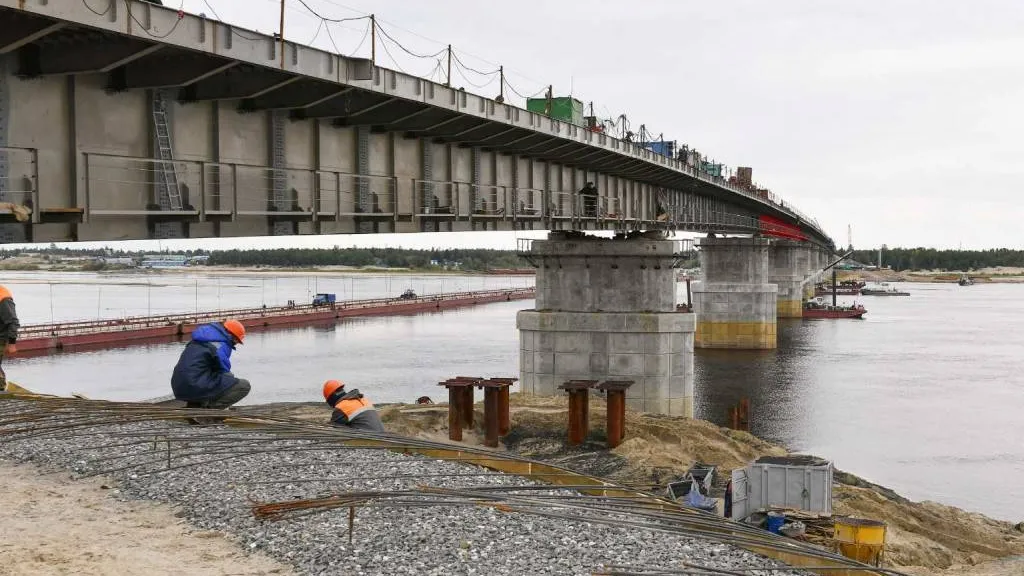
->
<box><xmin>335</xmin><ymin>396</ymin><xmax>374</xmax><ymax>423</ymax></box>
<box><xmin>0</xmin><ymin>285</ymin><xmax>11</xmax><ymax>302</ymax></box>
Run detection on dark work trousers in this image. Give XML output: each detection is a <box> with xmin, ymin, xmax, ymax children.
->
<box><xmin>0</xmin><ymin>344</ymin><xmax>6</xmax><ymax>391</ymax></box>
<box><xmin>186</xmin><ymin>378</ymin><xmax>251</xmax><ymax>409</ymax></box>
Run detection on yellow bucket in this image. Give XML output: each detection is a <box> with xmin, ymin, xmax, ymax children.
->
<box><xmin>834</xmin><ymin>517</ymin><xmax>886</xmax><ymax>566</ymax></box>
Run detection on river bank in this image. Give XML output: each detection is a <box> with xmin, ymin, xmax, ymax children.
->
<box><xmin>2</xmin><ymin>391</ymin><xmax>1021</xmax><ymax>574</ymax></box>
<box><xmin>842</xmin><ymin>268</ymin><xmax>1024</xmax><ymax>284</ymax></box>
<box><xmin>266</xmin><ymin>393</ymin><xmax>1024</xmax><ymax>575</ymax></box>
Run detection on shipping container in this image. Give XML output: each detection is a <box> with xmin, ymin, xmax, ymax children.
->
<box><xmin>730</xmin><ymin>455</ymin><xmax>833</xmax><ymax>521</ymax></box>
<box><xmin>643</xmin><ymin>140</ymin><xmax>676</xmax><ymax>159</ymax></box>
<box><xmin>736</xmin><ymin>166</ymin><xmax>753</xmax><ymax>186</ymax></box>
<box><xmin>701</xmin><ymin>161</ymin><xmax>723</xmax><ymax>178</ymax></box>
<box><xmin>527</xmin><ymin>96</ymin><xmax>585</xmax><ymax>126</ymax></box>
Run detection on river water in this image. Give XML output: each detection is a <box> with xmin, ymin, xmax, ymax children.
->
<box><xmin>5</xmin><ymin>271</ymin><xmax>1022</xmax><ymax>522</ymax></box>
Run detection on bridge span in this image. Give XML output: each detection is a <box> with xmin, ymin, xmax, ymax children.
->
<box><xmin>0</xmin><ymin>1</ymin><xmax>840</xmax><ymax>417</ymax></box>
<box><xmin>0</xmin><ymin>0</ymin><xmax>833</xmax><ymax>248</ymax></box>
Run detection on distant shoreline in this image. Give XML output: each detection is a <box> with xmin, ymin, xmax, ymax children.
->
<box><xmin>0</xmin><ymin>262</ymin><xmax>537</xmax><ymax>277</ymax></box>
<box><xmin>841</xmin><ymin>268</ymin><xmax>1024</xmax><ymax>284</ymax></box>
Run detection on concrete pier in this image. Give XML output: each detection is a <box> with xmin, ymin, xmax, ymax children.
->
<box><xmin>516</xmin><ymin>232</ymin><xmax>695</xmax><ymax>416</ymax></box>
<box><xmin>770</xmin><ymin>240</ymin><xmax>811</xmax><ymax>318</ymax></box>
<box><xmin>693</xmin><ymin>237</ymin><xmax>777</xmax><ymax>349</ymax></box>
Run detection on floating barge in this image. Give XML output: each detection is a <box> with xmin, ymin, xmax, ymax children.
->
<box><xmin>803</xmin><ymin>300</ymin><xmax>867</xmax><ymax>319</ymax></box>
<box><xmin>16</xmin><ymin>288</ymin><xmax>536</xmax><ymax>357</ymax></box>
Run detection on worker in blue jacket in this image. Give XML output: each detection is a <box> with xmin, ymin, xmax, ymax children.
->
<box><xmin>171</xmin><ymin>319</ymin><xmax>250</xmax><ymax>409</ymax></box>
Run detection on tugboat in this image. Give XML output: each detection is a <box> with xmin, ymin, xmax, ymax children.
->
<box><xmin>803</xmin><ymin>298</ymin><xmax>867</xmax><ymax>319</ymax></box>
<box><xmin>860</xmin><ymin>283</ymin><xmax>910</xmax><ymax>296</ymax></box>
<box><xmin>958</xmin><ymin>274</ymin><xmax>974</xmax><ymax>286</ymax></box>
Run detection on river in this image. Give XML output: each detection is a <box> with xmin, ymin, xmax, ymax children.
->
<box><xmin>4</xmin><ymin>271</ymin><xmax>1022</xmax><ymax>522</ymax></box>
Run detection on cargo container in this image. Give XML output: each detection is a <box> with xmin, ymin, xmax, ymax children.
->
<box><xmin>527</xmin><ymin>96</ymin><xmax>584</xmax><ymax>126</ymax></box>
<box><xmin>701</xmin><ymin>161</ymin><xmax>723</xmax><ymax>178</ymax></box>
<box><xmin>736</xmin><ymin>166</ymin><xmax>753</xmax><ymax>186</ymax></box>
<box><xmin>730</xmin><ymin>455</ymin><xmax>833</xmax><ymax>521</ymax></box>
<box><xmin>643</xmin><ymin>140</ymin><xmax>676</xmax><ymax>159</ymax></box>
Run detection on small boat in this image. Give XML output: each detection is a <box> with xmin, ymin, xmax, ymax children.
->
<box><xmin>860</xmin><ymin>285</ymin><xmax>910</xmax><ymax>296</ymax></box>
<box><xmin>958</xmin><ymin>275</ymin><xmax>974</xmax><ymax>286</ymax></box>
<box><xmin>803</xmin><ymin>299</ymin><xmax>867</xmax><ymax>319</ymax></box>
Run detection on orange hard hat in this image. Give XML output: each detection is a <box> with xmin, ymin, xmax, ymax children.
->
<box><xmin>223</xmin><ymin>319</ymin><xmax>246</xmax><ymax>343</ymax></box>
<box><xmin>323</xmin><ymin>379</ymin><xmax>345</xmax><ymax>404</ymax></box>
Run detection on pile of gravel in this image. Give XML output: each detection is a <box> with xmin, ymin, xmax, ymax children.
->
<box><xmin>0</xmin><ymin>405</ymin><xmax>812</xmax><ymax>576</ymax></box>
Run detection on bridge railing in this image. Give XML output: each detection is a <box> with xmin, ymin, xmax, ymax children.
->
<box><xmin>413</xmin><ymin>179</ymin><xmax>473</xmax><ymax>218</ymax></box>
<box><xmin>0</xmin><ymin>146</ymin><xmax>39</xmax><ymax>222</ymax></box>
<box><xmin>85</xmin><ymin>154</ymin><xmax>400</xmax><ymax>220</ymax></box>
<box><xmin>76</xmin><ymin>152</ymin><xmax>821</xmax><ymax>237</ymax></box>
<box><xmin>512</xmin><ymin>187</ymin><xmax>544</xmax><ymax>220</ymax></box>
<box><xmin>85</xmin><ymin>153</ymin><xmax>202</xmax><ymax>214</ymax></box>
<box><xmin>471</xmin><ymin>183</ymin><xmax>508</xmax><ymax>218</ymax></box>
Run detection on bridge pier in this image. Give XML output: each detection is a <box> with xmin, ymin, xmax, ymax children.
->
<box><xmin>693</xmin><ymin>237</ymin><xmax>777</xmax><ymax>349</ymax></box>
<box><xmin>516</xmin><ymin>232</ymin><xmax>695</xmax><ymax>417</ymax></box>
<box><xmin>770</xmin><ymin>239</ymin><xmax>812</xmax><ymax>318</ymax></box>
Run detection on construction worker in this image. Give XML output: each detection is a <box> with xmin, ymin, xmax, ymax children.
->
<box><xmin>0</xmin><ymin>284</ymin><xmax>19</xmax><ymax>392</ymax></box>
<box><xmin>171</xmin><ymin>319</ymin><xmax>250</xmax><ymax>409</ymax></box>
<box><xmin>322</xmin><ymin>380</ymin><xmax>385</xmax><ymax>432</ymax></box>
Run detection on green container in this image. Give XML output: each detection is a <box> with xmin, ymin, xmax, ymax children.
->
<box><xmin>527</xmin><ymin>96</ymin><xmax>584</xmax><ymax>126</ymax></box>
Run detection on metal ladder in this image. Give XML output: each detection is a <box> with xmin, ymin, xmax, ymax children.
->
<box><xmin>152</xmin><ymin>91</ymin><xmax>182</xmax><ymax>211</ymax></box>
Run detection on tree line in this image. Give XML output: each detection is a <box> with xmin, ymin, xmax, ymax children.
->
<box><xmin>849</xmin><ymin>248</ymin><xmax>1024</xmax><ymax>272</ymax></box>
<box><xmin>5</xmin><ymin>244</ymin><xmax>1023</xmax><ymax>273</ymax></box>
<box><xmin>205</xmin><ymin>247</ymin><xmax>528</xmax><ymax>271</ymax></box>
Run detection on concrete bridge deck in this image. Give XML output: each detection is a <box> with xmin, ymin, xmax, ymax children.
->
<box><xmin>0</xmin><ymin>0</ymin><xmax>833</xmax><ymax>248</ymax></box>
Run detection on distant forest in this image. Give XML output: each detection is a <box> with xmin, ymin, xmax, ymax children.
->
<box><xmin>206</xmin><ymin>248</ymin><xmax>528</xmax><ymax>271</ymax></box>
<box><xmin>849</xmin><ymin>248</ymin><xmax>1024</xmax><ymax>272</ymax></box>
<box><xmin>6</xmin><ymin>244</ymin><xmax>1024</xmax><ymax>273</ymax></box>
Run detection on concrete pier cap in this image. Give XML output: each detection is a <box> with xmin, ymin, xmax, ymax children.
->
<box><xmin>692</xmin><ymin>236</ymin><xmax>778</xmax><ymax>349</ymax></box>
<box><xmin>516</xmin><ymin>230</ymin><xmax>695</xmax><ymax>417</ymax></box>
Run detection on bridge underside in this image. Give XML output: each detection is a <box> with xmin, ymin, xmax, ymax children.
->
<box><xmin>0</xmin><ymin>3</ymin><xmax>832</xmax><ymax>248</ymax></box>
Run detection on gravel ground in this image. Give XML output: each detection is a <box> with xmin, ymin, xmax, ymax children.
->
<box><xmin>0</xmin><ymin>404</ymin><xmax>813</xmax><ymax>576</ymax></box>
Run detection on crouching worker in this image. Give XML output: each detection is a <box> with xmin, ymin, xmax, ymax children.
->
<box><xmin>171</xmin><ymin>319</ymin><xmax>250</xmax><ymax>409</ymax></box>
<box><xmin>323</xmin><ymin>380</ymin><xmax>385</xmax><ymax>432</ymax></box>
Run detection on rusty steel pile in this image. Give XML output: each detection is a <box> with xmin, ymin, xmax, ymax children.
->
<box><xmin>0</xmin><ymin>393</ymin><xmax>907</xmax><ymax>576</ymax></box>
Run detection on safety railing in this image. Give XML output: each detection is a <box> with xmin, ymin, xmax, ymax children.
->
<box><xmin>471</xmin><ymin>183</ymin><xmax>509</xmax><ymax>218</ymax></box>
<box><xmin>512</xmin><ymin>188</ymin><xmax>544</xmax><ymax>219</ymax></box>
<box><xmin>550</xmin><ymin>190</ymin><xmax>576</xmax><ymax>219</ymax></box>
<box><xmin>75</xmin><ymin>152</ymin><xmax>822</xmax><ymax>237</ymax></box>
<box><xmin>85</xmin><ymin>153</ymin><xmax>201</xmax><ymax>214</ymax></box>
<box><xmin>84</xmin><ymin>154</ymin><xmax>398</xmax><ymax>220</ymax></box>
<box><xmin>0</xmin><ymin>146</ymin><xmax>39</xmax><ymax>222</ymax></box>
<box><xmin>317</xmin><ymin>172</ymin><xmax>395</xmax><ymax>218</ymax></box>
<box><xmin>414</xmin><ymin>178</ymin><xmax>464</xmax><ymax>217</ymax></box>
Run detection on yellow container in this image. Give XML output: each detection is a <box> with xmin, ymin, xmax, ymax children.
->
<box><xmin>834</xmin><ymin>517</ymin><xmax>886</xmax><ymax>566</ymax></box>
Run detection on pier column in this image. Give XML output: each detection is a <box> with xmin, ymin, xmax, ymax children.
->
<box><xmin>693</xmin><ymin>237</ymin><xmax>777</xmax><ymax>349</ymax></box>
<box><xmin>770</xmin><ymin>240</ymin><xmax>811</xmax><ymax>318</ymax></box>
<box><xmin>516</xmin><ymin>232</ymin><xmax>695</xmax><ymax>416</ymax></box>
<box><xmin>803</xmin><ymin>248</ymin><xmax>822</xmax><ymax>300</ymax></box>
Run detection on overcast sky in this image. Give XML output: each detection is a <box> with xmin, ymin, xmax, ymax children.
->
<box><xmin>40</xmin><ymin>0</ymin><xmax>1024</xmax><ymax>252</ymax></box>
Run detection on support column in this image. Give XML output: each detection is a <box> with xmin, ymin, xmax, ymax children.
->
<box><xmin>516</xmin><ymin>232</ymin><xmax>695</xmax><ymax>416</ymax></box>
<box><xmin>693</xmin><ymin>237</ymin><xmax>777</xmax><ymax>349</ymax></box>
<box><xmin>770</xmin><ymin>239</ymin><xmax>811</xmax><ymax>318</ymax></box>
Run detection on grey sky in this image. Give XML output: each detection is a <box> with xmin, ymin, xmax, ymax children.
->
<box><xmin>44</xmin><ymin>0</ymin><xmax>1024</xmax><ymax>252</ymax></box>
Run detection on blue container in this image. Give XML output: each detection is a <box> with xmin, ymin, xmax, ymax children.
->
<box><xmin>643</xmin><ymin>140</ymin><xmax>676</xmax><ymax>158</ymax></box>
<box><xmin>766</xmin><ymin>512</ymin><xmax>785</xmax><ymax>534</ymax></box>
